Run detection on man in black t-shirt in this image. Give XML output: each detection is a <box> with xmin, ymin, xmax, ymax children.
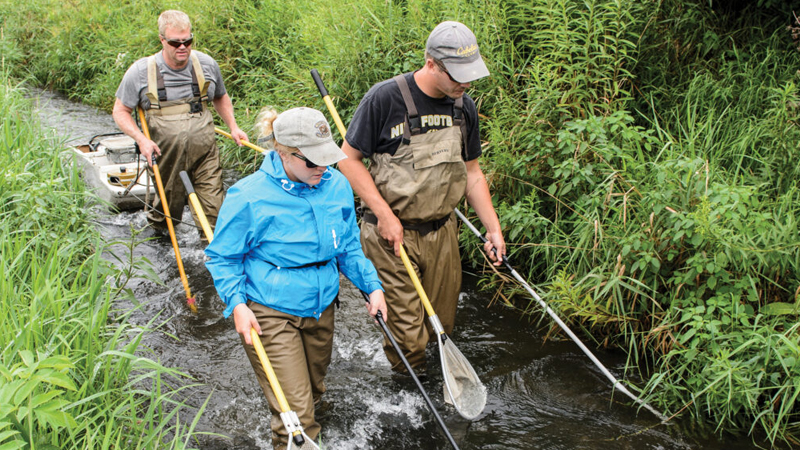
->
<box><xmin>339</xmin><ymin>21</ymin><xmax>507</xmax><ymax>375</ymax></box>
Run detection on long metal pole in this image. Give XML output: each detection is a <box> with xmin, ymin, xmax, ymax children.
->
<box><xmin>454</xmin><ymin>209</ymin><xmax>668</xmax><ymax>422</ymax></box>
<box><xmin>361</xmin><ymin>292</ymin><xmax>460</xmax><ymax>450</ymax></box>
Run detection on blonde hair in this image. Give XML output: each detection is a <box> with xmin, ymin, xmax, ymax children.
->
<box><xmin>254</xmin><ymin>107</ymin><xmax>296</xmax><ymax>154</ymax></box>
<box><xmin>158</xmin><ymin>10</ymin><xmax>191</xmax><ymax>36</ymax></box>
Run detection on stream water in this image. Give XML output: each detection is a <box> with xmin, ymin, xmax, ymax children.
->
<box><xmin>30</xmin><ymin>88</ymin><xmax>764</xmax><ymax>450</ymax></box>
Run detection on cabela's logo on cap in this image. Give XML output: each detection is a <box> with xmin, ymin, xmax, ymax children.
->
<box><xmin>314</xmin><ymin>121</ymin><xmax>330</xmax><ymax>138</ymax></box>
<box><xmin>457</xmin><ymin>44</ymin><xmax>478</xmax><ymax>57</ymax></box>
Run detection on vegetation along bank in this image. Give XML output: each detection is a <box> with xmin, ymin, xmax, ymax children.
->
<box><xmin>1</xmin><ymin>0</ymin><xmax>798</xmax><ymax>446</ymax></box>
<box><xmin>0</xmin><ymin>77</ymin><xmax>203</xmax><ymax>448</ymax></box>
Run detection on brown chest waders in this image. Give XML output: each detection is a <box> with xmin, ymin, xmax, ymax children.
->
<box><xmin>144</xmin><ymin>53</ymin><xmax>223</xmax><ymax>235</ymax></box>
<box><xmin>361</xmin><ymin>75</ymin><xmax>468</xmax><ymax>374</ymax></box>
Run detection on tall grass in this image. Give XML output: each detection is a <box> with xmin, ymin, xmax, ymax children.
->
<box><xmin>2</xmin><ymin>0</ymin><xmax>800</xmax><ymax>444</ymax></box>
<box><xmin>0</xmin><ymin>73</ymin><xmax>207</xmax><ymax>448</ymax></box>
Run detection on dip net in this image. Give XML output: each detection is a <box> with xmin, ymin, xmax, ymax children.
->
<box><xmin>441</xmin><ymin>337</ymin><xmax>487</xmax><ymax>420</ymax></box>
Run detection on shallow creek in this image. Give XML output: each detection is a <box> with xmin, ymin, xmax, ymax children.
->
<box><xmin>31</xmin><ymin>88</ymin><xmax>762</xmax><ymax>449</ymax></box>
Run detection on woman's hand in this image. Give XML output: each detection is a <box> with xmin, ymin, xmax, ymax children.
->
<box><xmin>233</xmin><ymin>303</ymin><xmax>261</xmax><ymax>345</ymax></box>
<box><xmin>364</xmin><ymin>289</ymin><xmax>388</xmax><ymax>322</ymax></box>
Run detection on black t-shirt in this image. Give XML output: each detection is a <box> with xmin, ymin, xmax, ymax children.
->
<box><xmin>345</xmin><ymin>71</ymin><xmax>482</xmax><ymax>160</ymax></box>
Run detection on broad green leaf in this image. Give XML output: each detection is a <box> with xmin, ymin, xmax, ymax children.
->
<box><xmin>37</xmin><ymin>356</ymin><xmax>73</xmax><ymax>372</ymax></box>
<box><xmin>12</xmin><ymin>380</ymin><xmax>37</xmax><ymax>405</ymax></box>
<box><xmin>760</xmin><ymin>302</ymin><xmax>799</xmax><ymax>316</ymax></box>
<box><xmin>0</xmin><ymin>430</ymin><xmax>20</xmax><ymax>442</ymax></box>
<box><xmin>0</xmin><ymin>381</ymin><xmax>24</xmax><ymax>404</ymax></box>
<box><xmin>34</xmin><ymin>404</ymin><xmax>77</xmax><ymax>429</ymax></box>
<box><xmin>32</xmin><ymin>370</ymin><xmax>77</xmax><ymax>391</ymax></box>
<box><xmin>30</xmin><ymin>391</ymin><xmax>64</xmax><ymax>409</ymax></box>
<box><xmin>679</xmin><ymin>328</ymin><xmax>697</xmax><ymax>345</ymax></box>
<box><xmin>650</xmin><ymin>258</ymin><xmax>661</xmax><ymax>271</ymax></box>
<box><xmin>0</xmin><ymin>440</ymin><xmax>26</xmax><ymax>450</ymax></box>
<box><xmin>17</xmin><ymin>352</ymin><xmax>33</xmax><ymax>369</ymax></box>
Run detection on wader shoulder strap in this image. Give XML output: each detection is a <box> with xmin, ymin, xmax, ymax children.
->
<box><xmin>145</xmin><ymin>53</ymin><xmax>208</xmax><ymax>110</ymax></box>
<box><xmin>145</xmin><ymin>55</ymin><xmax>165</xmax><ymax>109</ymax></box>
<box><xmin>393</xmin><ymin>74</ymin><xmax>468</xmax><ymax>152</ymax></box>
<box><xmin>189</xmin><ymin>53</ymin><xmax>209</xmax><ymax>102</ymax></box>
<box><xmin>454</xmin><ymin>97</ymin><xmax>464</xmax><ymax>123</ymax></box>
<box><xmin>393</xmin><ymin>74</ymin><xmax>420</xmax><ymax>145</ymax></box>
<box><xmin>453</xmin><ymin>96</ymin><xmax>468</xmax><ymax>158</ymax></box>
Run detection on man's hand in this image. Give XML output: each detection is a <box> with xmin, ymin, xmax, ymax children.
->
<box><xmin>232</xmin><ymin>303</ymin><xmax>260</xmax><ymax>345</ymax></box>
<box><xmin>136</xmin><ymin>138</ymin><xmax>161</xmax><ymax>166</ymax></box>
<box><xmin>229</xmin><ymin>127</ymin><xmax>249</xmax><ymax>146</ymax></box>
<box><xmin>338</xmin><ymin>142</ymin><xmax>403</xmax><ymax>254</ymax></box>
<box><xmin>111</xmin><ymin>98</ymin><xmax>160</xmax><ymax>164</ymax></box>
<box><xmin>484</xmin><ymin>231</ymin><xmax>506</xmax><ymax>266</ymax></box>
<box><xmin>376</xmin><ymin>213</ymin><xmax>405</xmax><ymax>257</ymax></box>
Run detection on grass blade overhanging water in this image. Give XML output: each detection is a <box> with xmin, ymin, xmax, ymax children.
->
<box><xmin>0</xmin><ymin>71</ymin><xmax>211</xmax><ymax>449</ymax></box>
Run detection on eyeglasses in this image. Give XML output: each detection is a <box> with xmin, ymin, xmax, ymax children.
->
<box><xmin>292</xmin><ymin>152</ymin><xmax>319</xmax><ymax>168</ymax></box>
<box><xmin>162</xmin><ymin>34</ymin><xmax>194</xmax><ymax>48</ymax></box>
<box><xmin>434</xmin><ymin>60</ymin><xmax>459</xmax><ymax>83</ymax></box>
<box><xmin>441</xmin><ymin>67</ymin><xmax>459</xmax><ymax>83</ymax></box>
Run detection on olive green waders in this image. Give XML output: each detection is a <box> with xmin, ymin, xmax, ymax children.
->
<box><xmin>145</xmin><ymin>104</ymin><xmax>223</xmax><ymax>234</ymax></box>
<box><xmin>241</xmin><ymin>301</ymin><xmax>334</xmax><ymax>450</ymax></box>
<box><xmin>144</xmin><ymin>53</ymin><xmax>223</xmax><ymax>236</ymax></box>
<box><xmin>361</xmin><ymin>75</ymin><xmax>468</xmax><ymax>373</ymax></box>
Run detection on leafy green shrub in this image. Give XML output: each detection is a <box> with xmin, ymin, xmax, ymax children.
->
<box><xmin>0</xmin><ymin>75</ymin><xmax>205</xmax><ymax>449</ymax></box>
<box><xmin>3</xmin><ymin>0</ymin><xmax>800</xmax><ymax>444</ymax></box>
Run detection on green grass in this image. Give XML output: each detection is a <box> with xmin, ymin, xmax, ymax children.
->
<box><xmin>0</xmin><ymin>72</ymin><xmax>209</xmax><ymax>449</ymax></box>
<box><xmin>1</xmin><ymin>0</ymin><xmax>799</xmax><ymax>445</ymax></box>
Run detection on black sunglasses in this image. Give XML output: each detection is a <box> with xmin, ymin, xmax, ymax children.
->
<box><xmin>442</xmin><ymin>67</ymin><xmax>458</xmax><ymax>83</ymax></box>
<box><xmin>292</xmin><ymin>152</ymin><xmax>319</xmax><ymax>168</ymax></box>
<box><xmin>434</xmin><ymin>60</ymin><xmax>459</xmax><ymax>83</ymax></box>
<box><xmin>163</xmin><ymin>34</ymin><xmax>194</xmax><ymax>48</ymax></box>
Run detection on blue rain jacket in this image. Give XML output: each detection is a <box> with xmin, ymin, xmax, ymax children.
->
<box><xmin>205</xmin><ymin>151</ymin><xmax>383</xmax><ymax>319</ymax></box>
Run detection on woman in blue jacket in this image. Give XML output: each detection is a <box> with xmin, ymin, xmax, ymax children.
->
<box><xmin>205</xmin><ymin>107</ymin><xmax>387</xmax><ymax>449</ymax></box>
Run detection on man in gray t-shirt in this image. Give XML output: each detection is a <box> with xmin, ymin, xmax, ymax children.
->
<box><xmin>112</xmin><ymin>9</ymin><xmax>247</xmax><ymax>237</ymax></box>
<box><xmin>115</xmin><ymin>50</ymin><xmax>225</xmax><ymax>113</ymax></box>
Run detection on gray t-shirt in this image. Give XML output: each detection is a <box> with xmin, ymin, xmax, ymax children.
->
<box><xmin>115</xmin><ymin>50</ymin><xmax>227</xmax><ymax>109</ymax></box>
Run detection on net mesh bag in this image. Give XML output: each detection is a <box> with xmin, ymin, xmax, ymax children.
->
<box><xmin>441</xmin><ymin>338</ymin><xmax>487</xmax><ymax>419</ymax></box>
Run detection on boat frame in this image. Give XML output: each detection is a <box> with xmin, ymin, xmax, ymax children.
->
<box><xmin>70</xmin><ymin>133</ymin><xmax>154</xmax><ymax>211</ymax></box>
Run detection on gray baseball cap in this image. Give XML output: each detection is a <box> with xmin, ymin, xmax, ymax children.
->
<box><xmin>426</xmin><ymin>21</ymin><xmax>489</xmax><ymax>83</ymax></box>
<box><xmin>273</xmin><ymin>107</ymin><xmax>346</xmax><ymax>166</ymax></box>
